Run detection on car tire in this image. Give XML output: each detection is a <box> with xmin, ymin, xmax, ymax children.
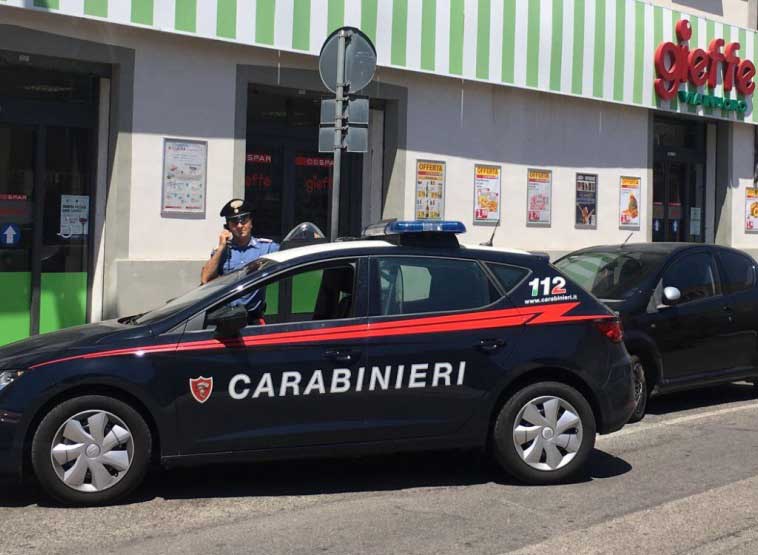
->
<box><xmin>492</xmin><ymin>381</ymin><xmax>596</xmax><ymax>485</ymax></box>
<box><xmin>31</xmin><ymin>395</ymin><xmax>152</xmax><ymax>506</ymax></box>
<box><xmin>627</xmin><ymin>356</ymin><xmax>648</xmax><ymax>423</ymax></box>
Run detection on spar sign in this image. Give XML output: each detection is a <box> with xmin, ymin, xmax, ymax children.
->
<box><xmin>654</xmin><ymin>20</ymin><xmax>755</xmax><ymax>113</ymax></box>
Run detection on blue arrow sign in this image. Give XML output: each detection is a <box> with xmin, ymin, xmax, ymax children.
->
<box><xmin>0</xmin><ymin>223</ymin><xmax>20</xmax><ymax>246</ymax></box>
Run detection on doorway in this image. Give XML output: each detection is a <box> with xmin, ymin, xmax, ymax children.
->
<box><xmin>0</xmin><ymin>64</ymin><xmax>98</xmax><ymax>345</ymax></box>
<box><xmin>245</xmin><ymin>87</ymin><xmax>364</xmax><ymax>242</ymax></box>
<box><xmin>652</xmin><ymin>117</ymin><xmax>706</xmax><ymax>243</ymax></box>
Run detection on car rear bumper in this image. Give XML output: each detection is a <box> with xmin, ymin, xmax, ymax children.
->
<box><xmin>596</xmin><ymin>356</ymin><xmax>635</xmax><ymax>434</ymax></box>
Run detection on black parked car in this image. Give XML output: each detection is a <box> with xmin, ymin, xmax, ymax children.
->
<box><xmin>556</xmin><ymin>243</ymin><xmax>758</xmax><ymax>421</ymax></box>
<box><xmin>0</xmin><ymin>221</ymin><xmax>635</xmax><ymax>505</ymax></box>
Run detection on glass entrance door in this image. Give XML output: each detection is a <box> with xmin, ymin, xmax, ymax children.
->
<box><xmin>653</xmin><ymin>159</ymin><xmax>705</xmax><ymax>243</ymax></box>
<box><xmin>0</xmin><ymin>123</ymin><xmax>94</xmax><ymax>345</ymax></box>
<box><xmin>0</xmin><ymin>124</ymin><xmax>35</xmax><ymax>344</ymax></box>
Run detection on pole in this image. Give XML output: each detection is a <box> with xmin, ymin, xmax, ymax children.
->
<box><xmin>330</xmin><ymin>30</ymin><xmax>348</xmax><ymax>241</ymax></box>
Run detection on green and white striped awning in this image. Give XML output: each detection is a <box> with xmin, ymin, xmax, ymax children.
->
<box><xmin>4</xmin><ymin>0</ymin><xmax>758</xmax><ymax>124</ymax></box>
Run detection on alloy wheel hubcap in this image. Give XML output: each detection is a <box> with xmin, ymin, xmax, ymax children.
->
<box><xmin>50</xmin><ymin>410</ymin><xmax>134</xmax><ymax>493</ymax></box>
<box><xmin>512</xmin><ymin>396</ymin><xmax>583</xmax><ymax>471</ymax></box>
<box><xmin>633</xmin><ymin>363</ymin><xmax>645</xmax><ymax>405</ymax></box>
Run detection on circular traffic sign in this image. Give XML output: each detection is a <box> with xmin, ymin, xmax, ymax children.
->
<box><xmin>319</xmin><ymin>26</ymin><xmax>377</xmax><ymax>94</ymax></box>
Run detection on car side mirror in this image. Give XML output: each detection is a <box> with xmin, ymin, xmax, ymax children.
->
<box><xmin>662</xmin><ymin>286</ymin><xmax>682</xmax><ymax>306</ymax></box>
<box><xmin>207</xmin><ymin>304</ymin><xmax>248</xmax><ymax>336</ymax></box>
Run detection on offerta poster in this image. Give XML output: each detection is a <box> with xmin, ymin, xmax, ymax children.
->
<box><xmin>59</xmin><ymin>195</ymin><xmax>89</xmax><ymax>237</ymax></box>
<box><xmin>575</xmin><ymin>174</ymin><xmax>598</xmax><ymax>228</ymax></box>
<box><xmin>415</xmin><ymin>160</ymin><xmax>445</xmax><ymax>220</ymax></box>
<box><xmin>619</xmin><ymin>176</ymin><xmax>641</xmax><ymax>229</ymax></box>
<box><xmin>745</xmin><ymin>188</ymin><xmax>758</xmax><ymax>233</ymax></box>
<box><xmin>526</xmin><ymin>169</ymin><xmax>552</xmax><ymax>226</ymax></box>
<box><xmin>474</xmin><ymin>164</ymin><xmax>501</xmax><ymax>224</ymax></box>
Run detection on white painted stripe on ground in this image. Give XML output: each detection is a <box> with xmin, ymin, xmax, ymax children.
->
<box><xmin>435</xmin><ymin>0</ymin><xmax>451</xmax><ymax>74</ymax></box>
<box><xmin>310</xmin><ymin>0</ymin><xmax>329</xmax><ymax>53</ymax></box>
<box><xmin>343</xmin><ymin>0</ymin><xmax>361</xmax><ymax>29</ymax></box>
<box><xmin>598</xmin><ymin>401</ymin><xmax>758</xmax><ymax>441</ymax></box>
<box><xmin>642</xmin><ymin>2</ymin><xmax>653</xmax><ymax>106</ymax></box>
<box><xmin>274</xmin><ymin>0</ymin><xmax>294</xmax><ymax>50</ymax></box>
<box><xmin>489</xmin><ymin>0</ymin><xmax>504</xmax><ymax>83</ymax></box>
<box><xmin>623</xmin><ymin>0</ymin><xmax>635</xmax><ymax>104</ymax></box>
<box><xmin>513</xmin><ymin>0</ymin><xmax>528</xmax><ymax>87</ymax></box>
<box><xmin>601</xmin><ymin>0</ymin><xmax>615</xmax><ymax>101</ymax></box>
<box><xmin>406</xmin><ymin>0</ymin><xmax>423</xmax><ymax>71</ymax></box>
<box><xmin>462</xmin><ymin>0</ymin><xmax>477</xmax><ymax>79</ymax></box>
<box><xmin>375</xmin><ymin>0</ymin><xmax>394</xmax><ymax>66</ymax></box>
<box><xmin>196</xmin><ymin>0</ymin><xmax>218</xmax><ymax>38</ymax></box>
<box><xmin>236</xmin><ymin>0</ymin><xmax>255</xmax><ymax>44</ymax></box>
<box><xmin>560</xmin><ymin>0</ymin><xmax>575</xmax><ymax>94</ymax></box>
<box><xmin>155</xmin><ymin>0</ymin><xmax>176</xmax><ymax>32</ymax></box>
<box><xmin>537</xmin><ymin>0</ymin><xmax>552</xmax><ymax>90</ymax></box>
<box><xmin>581</xmin><ymin>0</ymin><xmax>595</xmax><ymax>96</ymax></box>
<box><xmin>505</xmin><ymin>474</ymin><xmax>758</xmax><ymax>555</ymax></box>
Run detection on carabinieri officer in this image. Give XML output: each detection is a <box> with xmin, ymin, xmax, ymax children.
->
<box><xmin>200</xmin><ymin>198</ymin><xmax>279</xmax><ymax>285</ymax></box>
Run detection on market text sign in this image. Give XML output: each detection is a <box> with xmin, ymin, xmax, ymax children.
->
<box><xmin>654</xmin><ymin>19</ymin><xmax>755</xmax><ymax>113</ymax></box>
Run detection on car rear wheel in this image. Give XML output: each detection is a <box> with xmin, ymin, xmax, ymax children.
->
<box><xmin>492</xmin><ymin>382</ymin><xmax>596</xmax><ymax>484</ymax></box>
<box><xmin>31</xmin><ymin>395</ymin><xmax>151</xmax><ymax>506</ymax></box>
<box><xmin>628</xmin><ymin>356</ymin><xmax>648</xmax><ymax>423</ymax></box>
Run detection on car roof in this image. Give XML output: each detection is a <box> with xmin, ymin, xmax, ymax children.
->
<box><xmin>262</xmin><ymin>239</ymin><xmax>538</xmax><ymax>266</ymax></box>
<box><xmin>566</xmin><ymin>242</ymin><xmax>704</xmax><ymax>256</ymax></box>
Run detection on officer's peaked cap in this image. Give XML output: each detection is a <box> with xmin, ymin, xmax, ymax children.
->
<box><xmin>220</xmin><ymin>198</ymin><xmax>254</xmax><ymax>219</ymax></box>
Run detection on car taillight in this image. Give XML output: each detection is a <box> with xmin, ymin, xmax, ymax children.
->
<box><xmin>595</xmin><ymin>319</ymin><xmax>623</xmax><ymax>343</ymax></box>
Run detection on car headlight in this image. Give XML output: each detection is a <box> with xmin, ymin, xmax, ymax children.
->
<box><xmin>0</xmin><ymin>370</ymin><xmax>24</xmax><ymax>392</ymax></box>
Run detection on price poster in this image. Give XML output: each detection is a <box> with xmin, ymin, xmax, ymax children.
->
<box><xmin>745</xmin><ymin>188</ymin><xmax>758</xmax><ymax>233</ymax></box>
<box><xmin>619</xmin><ymin>176</ymin><xmax>641</xmax><ymax>230</ymax></box>
<box><xmin>575</xmin><ymin>173</ymin><xmax>598</xmax><ymax>229</ymax></box>
<box><xmin>162</xmin><ymin>138</ymin><xmax>208</xmax><ymax>217</ymax></box>
<box><xmin>473</xmin><ymin>164</ymin><xmax>501</xmax><ymax>224</ymax></box>
<box><xmin>526</xmin><ymin>168</ymin><xmax>552</xmax><ymax>227</ymax></box>
<box><xmin>415</xmin><ymin>160</ymin><xmax>445</xmax><ymax>220</ymax></box>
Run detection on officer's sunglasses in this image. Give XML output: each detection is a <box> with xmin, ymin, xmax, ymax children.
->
<box><xmin>227</xmin><ymin>214</ymin><xmax>251</xmax><ymax>226</ymax></box>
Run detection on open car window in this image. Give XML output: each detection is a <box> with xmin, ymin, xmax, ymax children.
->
<box><xmin>202</xmin><ymin>259</ymin><xmax>358</xmax><ymax>329</ymax></box>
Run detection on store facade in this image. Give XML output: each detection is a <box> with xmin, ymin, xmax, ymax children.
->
<box><xmin>0</xmin><ymin>0</ymin><xmax>756</xmax><ymax>344</ymax></box>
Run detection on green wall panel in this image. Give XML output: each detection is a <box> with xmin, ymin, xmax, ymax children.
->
<box><xmin>40</xmin><ymin>272</ymin><xmax>87</xmax><ymax>334</ymax></box>
<box><xmin>0</xmin><ymin>273</ymin><xmax>31</xmax><ymax>346</ymax></box>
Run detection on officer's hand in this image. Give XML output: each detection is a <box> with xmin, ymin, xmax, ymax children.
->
<box><xmin>218</xmin><ymin>229</ymin><xmax>233</xmax><ymax>249</ymax></box>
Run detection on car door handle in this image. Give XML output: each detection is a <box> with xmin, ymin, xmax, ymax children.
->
<box><xmin>324</xmin><ymin>349</ymin><xmax>359</xmax><ymax>363</ymax></box>
<box><xmin>478</xmin><ymin>339</ymin><xmax>506</xmax><ymax>353</ymax></box>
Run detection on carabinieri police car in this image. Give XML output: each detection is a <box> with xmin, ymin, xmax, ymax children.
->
<box><xmin>0</xmin><ymin>221</ymin><xmax>635</xmax><ymax>505</ymax></box>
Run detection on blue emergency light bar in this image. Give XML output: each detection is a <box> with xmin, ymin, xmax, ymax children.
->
<box><xmin>363</xmin><ymin>220</ymin><xmax>467</xmax><ymax>237</ymax></box>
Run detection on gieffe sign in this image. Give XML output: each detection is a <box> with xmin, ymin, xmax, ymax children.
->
<box><xmin>654</xmin><ymin>19</ymin><xmax>755</xmax><ymax>113</ymax></box>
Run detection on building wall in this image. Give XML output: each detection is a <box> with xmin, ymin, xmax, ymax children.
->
<box><xmin>653</xmin><ymin>0</ymin><xmax>750</xmax><ymax>25</ymax></box>
<box><xmin>392</xmin><ymin>70</ymin><xmax>651</xmax><ymax>255</ymax></box>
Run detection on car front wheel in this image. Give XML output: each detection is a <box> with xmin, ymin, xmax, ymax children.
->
<box><xmin>31</xmin><ymin>395</ymin><xmax>152</xmax><ymax>506</ymax></box>
<box><xmin>492</xmin><ymin>381</ymin><xmax>596</xmax><ymax>484</ymax></box>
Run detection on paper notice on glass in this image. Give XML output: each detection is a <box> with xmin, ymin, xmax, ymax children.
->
<box><xmin>526</xmin><ymin>169</ymin><xmax>552</xmax><ymax>226</ymax></box>
<box><xmin>745</xmin><ymin>188</ymin><xmax>758</xmax><ymax>233</ymax></box>
<box><xmin>473</xmin><ymin>165</ymin><xmax>501</xmax><ymax>224</ymax></box>
<box><xmin>415</xmin><ymin>160</ymin><xmax>445</xmax><ymax>220</ymax></box>
<box><xmin>619</xmin><ymin>176</ymin><xmax>641</xmax><ymax>229</ymax></box>
<box><xmin>59</xmin><ymin>195</ymin><xmax>89</xmax><ymax>238</ymax></box>
<box><xmin>162</xmin><ymin>139</ymin><xmax>207</xmax><ymax>216</ymax></box>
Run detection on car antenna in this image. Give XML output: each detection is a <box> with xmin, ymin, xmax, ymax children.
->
<box><xmin>480</xmin><ymin>220</ymin><xmax>500</xmax><ymax>246</ymax></box>
<box><xmin>621</xmin><ymin>231</ymin><xmax>633</xmax><ymax>248</ymax></box>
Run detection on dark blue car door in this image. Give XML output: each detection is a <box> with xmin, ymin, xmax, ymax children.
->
<box><xmin>167</xmin><ymin>257</ymin><xmax>372</xmax><ymax>455</ymax></box>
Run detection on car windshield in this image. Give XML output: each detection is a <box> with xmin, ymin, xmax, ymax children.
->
<box><xmin>555</xmin><ymin>250</ymin><xmax>667</xmax><ymax>301</ymax></box>
<box><xmin>132</xmin><ymin>258</ymin><xmax>277</xmax><ymax>325</ymax></box>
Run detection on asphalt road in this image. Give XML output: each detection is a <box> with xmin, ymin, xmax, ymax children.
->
<box><xmin>2</xmin><ymin>383</ymin><xmax>758</xmax><ymax>555</ymax></box>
